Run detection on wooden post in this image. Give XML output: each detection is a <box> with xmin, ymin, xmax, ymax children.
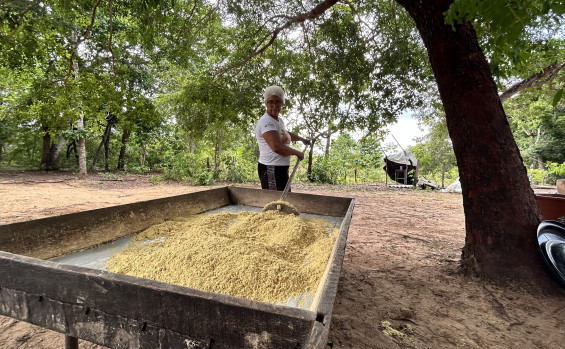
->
<box><xmin>65</xmin><ymin>335</ymin><xmax>78</xmax><ymax>349</ymax></box>
<box><xmin>403</xmin><ymin>167</ymin><xmax>408</xmax><ymax>185</ymax></box>
<box><xmin>414</xmin><ymin>160</ymin><xmax>420</xmax><ymax>186</ymax></box>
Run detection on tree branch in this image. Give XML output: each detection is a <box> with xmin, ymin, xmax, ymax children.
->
<box><xmin>500</xmin><ymin>61</ymin><xmax>565</xmax><ymax>103</ymax></box>
<box><xmin>20</xmin><ymin>2</ymin><xmax>36</xmax><ymax>16</ymax></box>
<box><xmin>107</xmin><ymin>0</ymin><xmax>115</xmax><ymax>74</ymax></box>
<box><xmin>181</xmin><ymin>1</ymin><xmax>217</xmax><ymax>35</ymax></box>
<box><xmin>64</xmin><ymin>0</ymin><xmax>103</xmax><ymax>86</ymax></box>
<box><xmin>216</xmin><ymin>0</ymin><xmax>339</xmax><ymax>77</ymax></box>
<box><xmin>301</xmin><ymin>22</ymin><xmax>317</xmax><ymax>75</ymax></box>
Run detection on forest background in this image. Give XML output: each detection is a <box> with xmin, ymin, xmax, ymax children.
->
<box><xmin>1</xmin><ymin>0</ymin><xmax>564</xmax><ymax>189</ymax></box>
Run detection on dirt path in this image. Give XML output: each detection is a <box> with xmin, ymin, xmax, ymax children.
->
<box><xmin>0</xmin><ymin>171</ymin><xmax>564</xmax><ymax>348</ymax></box>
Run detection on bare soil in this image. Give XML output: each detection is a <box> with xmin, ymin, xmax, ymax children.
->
<box><xmin>0</xmin><ymin>170</ymin><xmax>564</xmax><ymax>348</ymax></box>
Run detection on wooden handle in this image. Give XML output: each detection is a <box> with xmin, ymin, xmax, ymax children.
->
<box><xmin>280</xmin><ymin>145</ymin><xmax>309</xmax><ymax>202</ymax></box>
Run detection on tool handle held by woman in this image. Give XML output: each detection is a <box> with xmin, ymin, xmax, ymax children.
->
<box><xmin>280</xmin><ymin>145</ymin><xmax>309</xmax><ymax>202</ymax></box>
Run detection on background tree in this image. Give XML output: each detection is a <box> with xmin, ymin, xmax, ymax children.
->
<box><xmin>505</xmin><ymin>88</ymin><xmax>565</xmax><ymax>170</ymax></box>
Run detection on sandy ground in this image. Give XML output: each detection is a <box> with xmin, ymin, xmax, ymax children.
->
<box><xmin>0</xmin><ymin>170</ymin><xmax>564</xmax><ymax>348</ymax></box>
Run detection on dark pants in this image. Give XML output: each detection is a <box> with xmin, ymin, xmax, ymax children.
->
<box><xmin>257</xmin><ymin>163</ymin><xmax>290</xmax><ymax>191</ymax></box>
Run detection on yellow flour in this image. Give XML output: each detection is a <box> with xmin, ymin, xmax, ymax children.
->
<box><xmin>106</xmin><ymin>210</ymin><xmax>338</xmax><ymax>305</ymax></box>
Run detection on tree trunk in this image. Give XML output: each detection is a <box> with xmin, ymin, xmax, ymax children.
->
<box><xmin>324</xmin><ymin>125</ymin><xmax>331</xmax><ymax>156</ymax></box>
<box><xmin>40</xmin><ymin>127</ymin><xmax>51</xmax><ymax>170</ymax></box>
<box><xmin>92</xmin><ymin>123</ymin><xmax>110</xmax><ymax>170</ymax></box>
<box><xmin>77</xmin><ymin>115</ymin><xmax>87</xmax><ymax>179</ymax></box>
<box><xmin>397</xmin><ymin>0</ymin><xmax>544</xmax><ymax>285</ymax></box>
<box><xmin>67</xmin><ymin>140</ymin><xmax>79</xmax><ymax>162</ymax></box>
<box><xmin>214</xmin><ymin>141</ymin><xmax>221</xmax><ymax>171</ymax></box>
<box><xmin>537</xmin><ymin>154</ymin><xmax>544</xmax><ymax>171</ymax></box>
<box><xmin>307</xmin><ymin>142</ymin><xmax>314</xmax><ymax>181</ymax></box>
<box><xmin>50</xmin><ymin>134</ymin><xmax>65</xmax><ymax>169</ymax></box>
<box><xmin>104</xmin><ymin>126</ymin><xmax>110</xmax><ymax>171</ymax></box>
<box><xmin>40</xmin><ymin>129</ymin><xmax>64</xmax><ymax>170</ymax></box>
<box><xmin>139</xmin><ymin>143</ymin><xmax>146</xmax><ymax>167</ymax></box>
<box><xmin>117</xmin><ymin>127</ymin><xmax>131</xmax><ymax>171</ymax></box>
<box><xmin>72</xmin><ymin>55</ymin><xmax>87</xmax><ymax>179</ymax></box>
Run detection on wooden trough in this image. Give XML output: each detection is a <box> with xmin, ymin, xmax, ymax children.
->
<box><xmin>0</xmin><ymin>186</ymin><xmax>355</xmax><ymax>349</ymax></box>
<box><xmin>536</xmin><ymin>193</ymin><xmax>565</xmax><ymax>221</ymax></box>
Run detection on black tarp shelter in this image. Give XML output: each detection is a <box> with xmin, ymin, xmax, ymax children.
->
<box><xmin>382</xmin><ymin>150</ymin><xmax>419</xmax><ymax>185</ymax></box>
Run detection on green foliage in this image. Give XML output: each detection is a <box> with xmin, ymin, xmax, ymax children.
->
<box><xmin>149</xmin><ymin>174</ymin><xmax>164</xmax><ymax>185</ymax></box>
<box><xmin>445</xmin><ymin>0</ymin><xmax>565</xmax><ymax>108</ymax></box>
<box><xmin>445</xmin><ymin>0</ymin><xmax>565</xmax><ymax>47</ymax></box>
<box><xmin>161</xmin><ymin>152</ymin><xmax>199</xmax><ymax>182</ymax></box>
<box><xmin>548</xmin><ymin>162</ymin><xmax>565</xmax><ymax>178</ymax></box>
<box><xmin>554</xmin><ymin>89</ymin><xmax>564</xmax><ymax>107</ymax></box>
<box><xmin>221</xmin><ymin>148</ymin><xmax>257</xmax><ymax>183</ymax></box>
<box><xmin>310</xmin><ymin>156</ymin><xmax>338</xmax><ymax>184</ymax></box>
<box><xmin>506</xmin><ymin>89</ymin><xmax>565</xmax><ymax>168</ymax></box>
<box><xmin>308</xmin><ymin>132</ymin><xmax>386</xmax><ymax>185</ymax></box>
<box><xmin>99</xmin><ymin>172</ymin><xmax>122</xmax><ymax>181</ymax></box>
<box><xmin>528</xmin><ymin>168</ymin><xmax>546</xmax><ymax>185</ymax></box>
<box><xmin>192</xmin><ymin>168</ymin><xmax>216</xmax><ymax>185</ymax></box>
<box><xmin>0</xmin><ymin>123</ymin><xmax>42</xmax><ymax>167</ymax></box>
<box><xmin>526</xmin><ymin>162</ymin><xmax>565</xmax><ymax>185</ymax></box>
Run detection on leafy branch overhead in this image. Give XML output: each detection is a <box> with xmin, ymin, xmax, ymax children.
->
<box><xmin>445</xmin><ymin>1</ymin><xmax>565</xmax><ymax>105</ymax></box>
<box><xmin>218</xmin><ymin>0</ymin><xmax>340</xmax><ymax>75</ymax></box>
<box><xmin>500</xmin><ymin>61</ymin><xmax>565</xmax><ymax>104</ymax></box>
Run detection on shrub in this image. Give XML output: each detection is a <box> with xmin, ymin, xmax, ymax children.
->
<box><xmin>310</xmin><ymin>158</ymin><xmax>337</xmax><ymax>184</ymax></box>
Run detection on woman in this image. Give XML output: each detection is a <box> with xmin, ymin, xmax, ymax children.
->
<box><xmin>255</xmin><ymin>85</ymin><xmax>311</xmax><ymax>191</ymax></box>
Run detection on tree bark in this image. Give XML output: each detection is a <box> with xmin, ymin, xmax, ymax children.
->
<box><xmin>117</xmin><ymin>127</ymin><xmax>131</xmax><ymax>171</ymax></box>
<box><xmin>40</xmin><ymin>128</ymin><xmax>64</xmax><ymax>170</ymax></box>
<box><xmin>92</xmin><ymin>135</ymin><xmax>104</xmax><ymax>170</ymax></box>
<box><xmin>324</xmin><ymin>124</ymin><xmax>331</xmax><ymax>156</ymax></box>
<box><xmin>104</xmin><ymin>125</ymin><xmax>110</xmax><ymax>171</ymax></box>
<box><xmin>537</xmin><ymin>154</ymin><xmax>544</xmax><ymax>171</ymax></box>
<box><xmin>71</xmin><ymin>48</ymin><xmax>87</xmax><ymax>179</ymax></box>
<box><xmin>214</xmin><ymin>140</ymin><xmax>221</xmax><ymax>171</ymax></box>
<box><xmin>90</xmin><ymin>118</ymin><xmax>114</xmax><ymax>171</ymax></box>
<box><xmin>77</xmin><ymin>115</ymin><xmax>87</xmax><ymax>179</ymax></box>
<box><xmin>397</xmin><ymin>0</ymin><xmax>545</xmax><ymax>285</ymax></box>
<box><xmin>307</xmin><ymin>142</ymin><xmax>314</xmax><ymax>181</ymax></box>
<box><xmin>40</xmin><ymin>127</ymin><xmax>51</xmax><ymax>170</ymax></box>
<box><xmin>50</xmin><ymin>134</ymin><xmax>65</xmax><ymax>168</ymax></box>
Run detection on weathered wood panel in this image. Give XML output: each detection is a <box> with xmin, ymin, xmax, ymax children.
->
<box><xmin>228</xmin><ymin>186</ymin><xmax>352</xmax><ymax>217</ymax></box>
<box><xmin>0</xmin><ymin>251</ymin><xmax>317</xmax><ymax>348</ymax></box>
<box><xmin>0</xmin><ymin>187</ymin><xmax>231</xmax><ymax>259</ymax></box>
<box><xmin>306</xmin><ymin>199</ymin><xmax>355</xmax><ymax>347</ymax></box>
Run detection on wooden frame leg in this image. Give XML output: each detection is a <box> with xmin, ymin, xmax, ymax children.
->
<box><xmin>65</xmin><ymin>335</ymin><xmax>79</xmax><ymax>349</ymax></box>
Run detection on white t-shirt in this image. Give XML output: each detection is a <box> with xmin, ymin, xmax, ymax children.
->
<box><xmin>255</xmin><ymin>112</ymin><xmax>291</xmax><ymax>166</ymax></box>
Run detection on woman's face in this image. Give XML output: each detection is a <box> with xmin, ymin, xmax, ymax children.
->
<box><xmin>265</xmin><ymin>95</ymin><xmax>283</xmax><ymax>118</ymax></box>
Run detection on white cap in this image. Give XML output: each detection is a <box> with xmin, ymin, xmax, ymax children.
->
<box><xmin>263</xmin><ymin>85</ymin><xmax>285</xmax><ymax>103</ymax></box>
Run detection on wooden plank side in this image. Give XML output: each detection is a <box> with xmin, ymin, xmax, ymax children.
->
<box><xmin>306</xmin><ymin>199</ymin><xmax>356</xmax><ymax>348</ymax></box>
<box><xmin>0</xmin><ymin>287</ymin><xmax>210</xmax><ymax>349</ymax></box>
<box><xmin>227</xmin><ymin>186</ymin><xmax>352</xmax><ymax>216</ymax></box>
<box><xmin>0</xmin><ymin>251</ymin><xmax>316</xmax><ymax>348</ymax></box>
<box><xmin>0</xmin><ymin>187</ymin><xmax>231</xmax><ymax>259</ymax></box>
